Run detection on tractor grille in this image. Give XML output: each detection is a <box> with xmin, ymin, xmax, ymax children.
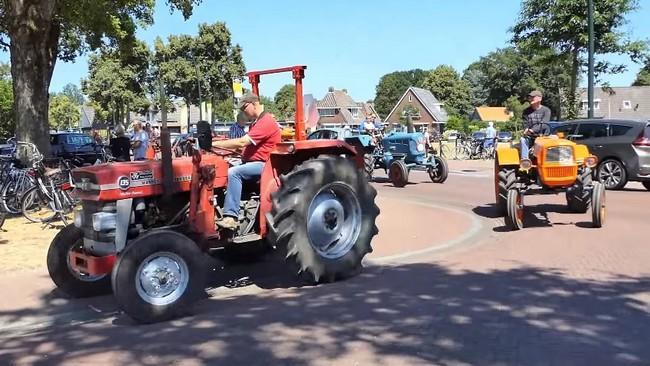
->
<box><xmin>545</xmin><ymin>146</ymin><xmax>574</xmax><ymax>164</ymax></box>
<box><xmin>544</xmin><ymin>166</ymin><xmax>577</xmax><ymax>178</ymax></box>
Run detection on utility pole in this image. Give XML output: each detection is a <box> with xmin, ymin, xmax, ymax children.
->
<box><xmin>587</xmin><ymin>0</ymin><xmax>595</xmax><ymax>118</ymax></box>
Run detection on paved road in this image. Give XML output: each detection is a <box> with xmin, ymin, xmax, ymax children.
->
<box><xmin>1</xmin><ymin>160</ymin><xmax>649</xmax><ymax>366</ymax></box>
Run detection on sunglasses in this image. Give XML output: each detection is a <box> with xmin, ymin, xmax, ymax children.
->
<box><xmin>240</xmin><ymin>103</ymin><xmax>250</xmax><ymax>112</ymax></box>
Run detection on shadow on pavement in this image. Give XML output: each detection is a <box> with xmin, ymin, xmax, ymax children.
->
<box><xmin>1</xmin><ymin>258</ymin><xmax>649</xmax><ymax>366</ymax></box>
<box><xmin>474</xmin><ymin>203</ymin><xmax>598</xmax><ymax>232</ymax></box>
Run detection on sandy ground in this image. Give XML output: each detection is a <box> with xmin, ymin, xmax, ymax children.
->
<box><xmin>0</xmin><ymin>216</ymin><xmax>63</xmax><ymax>273</ymax></box>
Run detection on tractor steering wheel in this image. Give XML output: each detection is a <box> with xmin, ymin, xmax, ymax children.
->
<box><xmin>526</xmin><ymin>122</ymin><xmax>552</xmax><ymax>137</ymax></box>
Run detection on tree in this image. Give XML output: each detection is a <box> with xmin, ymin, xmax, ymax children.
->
<box><xmin>61</xmin><ymin>83</ymin><xmax>85</xmax><ymax>105</ymax></box>
<box><xmin>0</xmin><ymin>0</ymin><xmax>202</xmax><ymax>156</ymax></box>
<box><xmin>274</xmin><ymin>84</ymin><xmax>296</xmax><ymax>120</ymax></box>
<box><xmin>49</xmin><ymin>95</ymin><xmax>80</xmax><ymax>130</ymax></box>
<box><xmin>0</xmin><ymin>62</ymin><xmax>13</xmax><ymax>139</ymax></box>
<box><xmin>504</xmin><ymin>95</ymin><xmax>528</xmax><ymax>133</ymax></box>
<box><xmin>422</xmin><ymin>65</ymin><xmax>472</xmax><ymax>117</ymax></box>
<box><xmin>82</xmin><ymin>40</ymin><xmax>152</xmax><ymax>125</ymax></box>
<box><xmin>632</xmin><ymin>59</ymin><xmax>650</xmax><ymax>86</ymax></box>
<box><xmin>193</xmin><ymin>22</ymin><xmax>246</xmax><ymax>123</ymax></box>
<box><xmin>463</xmin><ymin>47</ymin><xmax>572</xmax><ymax>119</ymax></box>
<box><xmin>260</xmin><ymin>96</ymin><xmax>281</xmax><ymax>119</ymax></box>
<box><xmin>214</xmin><ymin>98</ymin><xmax>235</xmax><ymax>122</ymax></box>
<box><xmin>374</xmin><ymin>69</ymin><xmax>428</xmax><ymax>118</ymax></box>
<box><xmin>511</xmin><ymin>0</ymin><xmax>648</xmax><ymax>119</ymax></box>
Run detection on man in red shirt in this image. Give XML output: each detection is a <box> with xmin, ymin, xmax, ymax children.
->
<box><xmin>212</xmin><ymin>93</ymin><xmax>281</xmax><ymax>230</ymax></box>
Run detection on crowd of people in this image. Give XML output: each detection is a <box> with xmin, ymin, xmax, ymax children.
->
<box><xmin>103</xmin><ymin>121</ymin><xmax>161</xmax><ymax>162</ymax></box>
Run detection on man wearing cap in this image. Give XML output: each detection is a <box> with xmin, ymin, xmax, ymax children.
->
<box><xmin>212</xmin><ymin>93</ymin><xmax>281</xmax><ymax>230</ymax></box>
<box><xmin>520</xmin><ymin>90</ymin><xmax>551</xmax><ymax>160</ymax></box>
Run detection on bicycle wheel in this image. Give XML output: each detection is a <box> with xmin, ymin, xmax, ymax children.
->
<box><xmin>456</xmin><ymin>145</ymin><xmax>470</xmax><ymax>160</ymax></box>
<box><xmin>21</xmin><ymin>185</ymin><xmax>57</xmax><ymax>223</ymax></box>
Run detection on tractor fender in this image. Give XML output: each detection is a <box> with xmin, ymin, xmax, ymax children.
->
<box><xmin>344</xmin><ymin>135</ymin><xmax>375</xmax><ymax>153</ymax></box>
<box><xmin>259</xmin><ymin>140</ymin><xmax>362</xmax><ymax>237</ymax></box>
<box><xmin>573</xmin><ymin>144</ymin><xmax>591</xmax><ymax>163</ymax></box>
<box><xmin>495</xmin><ymin>143</ymin><xmax>521</xmax><ymax>166</ymax></box>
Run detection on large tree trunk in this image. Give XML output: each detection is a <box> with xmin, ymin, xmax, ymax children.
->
<box><xmin>7</xmin><ymin>0</ymin><xmax>59</xmax><ymax>157</ymax></box>
<box><xmin>566</xmin><ymin>48</ymin><xmax>580</xmax><ymax>120</ymax></box>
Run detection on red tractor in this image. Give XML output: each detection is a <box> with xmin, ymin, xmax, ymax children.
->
<box><xmin>47</xmin><ymin>66</ymin><xmax>380</xmax><ymax>323</ymax></box>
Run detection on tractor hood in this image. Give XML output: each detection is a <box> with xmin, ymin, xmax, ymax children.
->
<box><xmin>72</xmin><ymin>156</ymin><xmax>228</xmax><ymax>201</ymax></box>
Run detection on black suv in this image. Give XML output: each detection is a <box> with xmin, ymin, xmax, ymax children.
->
<box><xmin>50</xmin><ymin>132</ymin><xmax>104</xmax><ymax>165</ymax></box>
<box><xmin>554</xmin><ymin>119</ymin><xmax>650</xmax><ymax>190</ymax></box>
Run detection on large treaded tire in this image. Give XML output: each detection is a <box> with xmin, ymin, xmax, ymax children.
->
<box><xmin>428</xmin><ymin>156</ymin><xmax>448</xmax><ymax>184</ymax></box>
<box><xmin>505</xmin><ymin>189</ymin><xmax>524</xmax><ymax>231</ymax></box>
<box><xmin>591</xmin><ymin>181</ymin><xmax>606</xmax><ymax>228</ymax></box>
<box><xmin>495</xmin><ymin>159</ymin><xmax>517</xmax><ymax>216</ymax></box>
<box><xmin>271</xmin><ymin>157</ymin><xmax>380</xmax><ymax>284</ymax></box>
<box><xmin>364</xmin><ymin>153</ymin><xmax>374</xmax><ymax>181</ymax></box>
<box><xmin>642</xmin><ymin>181</ymin><xmax>650</xmax><ymax>191</ymax></box>
<box><xmin>389</xmin><ymin>159</ymin><xmax>409</xmax><ymax>188</ymax></box>
<box><xmin>111</xmin><ymin>230</ymin><xmax>206</xmax><ymax>323</ymax></box>
<box><xmin>47</xmin><ymin>224</ymin><xmax>112</xmax><ymax>298</ymax></box>
<box><xmin>566</xmin><ymin>167</ymin><xmax>593</xmax><ymax>213</ymax></box>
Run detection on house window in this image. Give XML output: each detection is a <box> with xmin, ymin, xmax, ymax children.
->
<box><xmin>581</xmin><ymin>101</ymin><xmax>588</xmax><ymax>110</ymax></box>
<box><xmin>581</xmin><ymin>100</ymin><xmax>601</xmax><ymax>110</ymax></box>
<box><xmin>349</xmin><ymin>108</ymin><xmax>360</xmax><ymax>118</ymax></box>
<box><xmin>623</xmin><ymin>100</ymin><xmax>632</xmax><ymax>109</ymax></box>
<box><xmin>319</xmin><ymin>108</ymin><xmax>336</xmax><ymax>117</ymax></box>
<box><xmin>594</xmin><ymin>101</ymin><xmax>600</xmax><ymax>110</ymax></box>
<box><xmin>408</xmin><ymin>94</ymin><xmax>412</xmax><ymax>102</ymax></box>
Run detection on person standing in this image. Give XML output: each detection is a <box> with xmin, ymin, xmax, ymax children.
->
<box><xmin>130</xmin><ymin>121</ymin><xmax>149</xmax><ymax>161</ymax></box>
<box><xmin>229</xmin><ymin>112</ymin><xmax>248</xmax><ymax>139</ymax></box>
<box><xmin>110</xmin><ymin>124</ymin><xmax>131</xmax><ymax>162</ymax></box>
<box><xmin>520</xmin><ymin>90</ymin><xmax>552</xmax><ymax>159</ymax></box>
<box><xmin>485</xmin><ymin>121</ymin><xmax>497</xmax><ymax>149</ymax></box>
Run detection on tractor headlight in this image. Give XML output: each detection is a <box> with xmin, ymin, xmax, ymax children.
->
<box><xmin>92</xmin><ymin>212</ymin><xmax>116</xmax><ymax>232</ymax></box>
<box><xmin>584</xmin><ymin>155</ymin><xmax>598</xmax><ymax>168</ymax></box>
<box><xmin>417</xmin><ymin>143</ymin><xmax>425</xmax><ymax>152</ymax></box>
<box><xmin>520</xmin><ymin>159</ymin><xmax>533</xmax><ymax>170</ymax></box>
<box><xmin>73</xmin><ymin>208</ymin><xmax>84</xmax><ymax>228</ymax></box>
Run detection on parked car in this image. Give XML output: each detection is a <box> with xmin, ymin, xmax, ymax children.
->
<box><xmin>553</xmin><ymin>119</ymin><xmax>650</xmax><ymax>190</ymax></box>
<box><xmin>307</xmin><ymin>127</ymin><xmax>354</xmax><ymax>141</ymax></box>
<box><xmin>50</xmin><ymin>132</ymin><xmax>104</xmax><ymax>165</ymax></box>
<box><xmin>497</xmin><ymin>131</ymin><xmax>512</xmax><ymax>142</ymax></box>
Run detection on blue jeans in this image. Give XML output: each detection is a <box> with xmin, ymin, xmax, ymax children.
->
<box><xmin>223</xmin><ymin>161</ymin><xmax>265</xmax><ymax>218</ymax></box>
<box><xmin>520</xmin><ymin>137</ymin><xmax>530</xmax><ymax>159</ymax></box>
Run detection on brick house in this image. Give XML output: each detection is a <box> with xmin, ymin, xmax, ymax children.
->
<box><xmin>384</xmin><ymin>87</ymin><xmax>449</xmax><ymax>132</ymax></box>
<box><xmin>317</xmin><ymin>87</ymin><xmax>378</xmax><ymax>127</ymax></box>
<box><xmin>578</xmin><ymin>86</ymin><xmax>650</xmax><ymax>120</ymax></box>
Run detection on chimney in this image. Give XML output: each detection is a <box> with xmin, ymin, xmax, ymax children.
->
<box><xmin>328</xmin><ymin>86</ymin><xmax>334</xmax><ymax>92</ymax></box>
<box><xmin>342</xmin><ymin>89</ymin><xmax>348</xmax><ymax>94</ymax></box>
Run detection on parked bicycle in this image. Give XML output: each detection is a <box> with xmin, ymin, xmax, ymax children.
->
<box><xmin>0</xmin><ymin>142</ymin><xmax>39</xmax><ymax>215</ymax></box>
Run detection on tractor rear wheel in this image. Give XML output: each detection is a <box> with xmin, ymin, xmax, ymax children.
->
<box><xmin>566</xmin><ymin>167</ymin><xmax>593</xmax><ymax>213</ymax></box>
<box><xmin>112</xmin><ymin>230</ymin><xmax>206</xmax><ymax>323</ymax></box>
<box><xmin>591</xmin><ymin>182</ymin><xmax>606</xmax><ymax>228</ymax></box>
<box><xmin>428</xmin><ymin>156</ymin><xmax>448</xmax><ymax>184</ymax></box>
<box><xmin>389</xmin><ymin>160</ymin><xmax>409</xmax><ymax>187</ymax></box>
<box><xmin>495</xmin><ymin>159</ymin><xmax>517</xmax><ymax>215</ymax></box>
<box><xmin>364</xmin><ymin>153</ymin><xmax>374</xmax><ymax>181</ymax></box>
<box><xmin>505</xmin><ymin>189</ymin><xmax>524</xmax><ymax>231</ymax></box>
<box><xmin>271</xmin><ymin>157</ymin><xmax>380</xmax><ymax>284</ymax></box>
<box><xmin>47</xmin><ymin>224</ymin><xmax>112</xmax><ymax>298</ymax></box>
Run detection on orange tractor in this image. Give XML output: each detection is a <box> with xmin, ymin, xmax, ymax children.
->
<box><xmin>48</xmin><ymin>66</ymin><xmax>380</xmax><ymax>323</ymax></box>
<box><xmin>494</xmin><ymin>123</ymin><xmax>605</xmax><ymax>230</ymax></box>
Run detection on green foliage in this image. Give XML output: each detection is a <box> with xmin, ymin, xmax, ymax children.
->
<box><xmin>0</xmin><ymin>63</ymin><xmax>14</xmax><ymax>139</ymax></box>
<box><xmin>61</xmin><ymin>83</ymin><xmax>85</xmax><ymax>105</ymax></box>
<box><xmin>632</xmin><ymin>59</ymin><xmax>650</xmax><ymax>86</ymax></box>
<box><xmin>512</xmin><ymin>0</ymin><xmax>648</xmax><ymax>118</ymax></box>
<box><xmin>399</xmin><ymin>105</ymin><xmax>421</xmax><ymax>124</ymax></box>
<box><xmin>82</xmin><ymin>39</ymin><xmax>152</xmax><ymax>125</ymax></box>
<box><xmin>422</xmin><ymin>65</ymin><xmax>472</xmax><ymax>118</ymax></box>
<box><xmin>504</xmin><ymin>95</ymin><xmax>528</xmax><ymax>133</ymax></box>
<box><xmin>274</xmin><ymin>84</ymin><xmax>295</xmax><ymax>120</ymax></box>
<box><xmin>214</xmin><ymin>97</ymin><xmax>235</xmax><ymax>122</ymax></box>
<box><xmin>260</xmin><ymin>96</ymin><xmax>281</xmax><ymax>118</ymax></box>
<box><xmin>374</xmin><ymin>69</ymin><xmax>428</xmax><ymax>117</ymax></box>
<box><xmin>463</xmin><ymin>47</ymin><xmax>570</xmax><ymax>120</ymax></box>
<box><xmin>49</xmin><ymin>95</ymin><xmax>80</xmax><ymax>130</ymax></box>
<box><xmin>445</xmin><ymin>115</ymin><xmax>470</xmax><ymax>134</ymax></box>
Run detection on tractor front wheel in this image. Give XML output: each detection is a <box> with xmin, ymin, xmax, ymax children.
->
<box><xmin>566</xmin><ymin>167</ymin><xmax>593</xmax><ymax>213</ymax></box>
<box><xmin>364</xmin><ymin>153</ymin><xmax>374</xmax><ymax>181</ymax></box>
<box><xmin>428</xmin><ymin>156</ymin><xmax>448</xmax><ymax>184</ymax></box>
<box><xmin>47</xmin><ymin>224</ymin><xmax>112</xmax><ymax>298</ymax></box>
<box><xmin>495</xmin><ymin>159</ymin><xmax>517</xmax><ymax>215</ymax></box>
<box><xmin>271</xmin><ymin>157</ymin><xmax>380</xmax><ymax>284</ymax></box>
<box><xmin>505</xmin><ymin>189</ymin><xmax>524</xmax><ymax>231</ymax></box>
<box><xmin>389</xmin><ymin>160</ymin><xmax>409</xmax><ymax>187</ymax></box>
<box><xmin>591</xmin><ymin>182</ymin><xmax>606</xmax><ymax>228</ymax></box>
<box><xmin>112</xmin><ymin>230</ymin><xmax>206</xmax><ymax>323</ymax></box>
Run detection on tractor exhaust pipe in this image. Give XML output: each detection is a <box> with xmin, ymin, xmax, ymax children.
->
<box><xmin>158</xmin><ymin>78</ymin><xmax>173</xmax><ymax>196</ymax></box>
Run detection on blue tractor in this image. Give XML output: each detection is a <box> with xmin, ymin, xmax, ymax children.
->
<box><xmin>374</xmin><ymin>130</ymin><xmax>448</xmax><ymax>187</ymax></box>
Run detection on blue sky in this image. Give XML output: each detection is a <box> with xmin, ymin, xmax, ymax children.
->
<box><xmin>2</xmin><ymin>0</ymin><xmax>650</xmax><ymax>102</ymax></box>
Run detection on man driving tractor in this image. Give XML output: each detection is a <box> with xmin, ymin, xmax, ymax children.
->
<box><xmin>520</xmin><ymin>90</ymin><xmax>552</xmax><ymax>159</ymax></box>
<box><xmin>211</xmin><ymin>93</ymin><xmax>282</xmax><ymax>230</ymax></box>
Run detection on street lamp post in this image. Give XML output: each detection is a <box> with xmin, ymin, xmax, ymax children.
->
<box><xmin>587</xmin><ymin>0</ymin><xmax>595</xmax><ymax>118</ymax></box>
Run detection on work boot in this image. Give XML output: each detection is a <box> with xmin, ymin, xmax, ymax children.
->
<box><xmin>217</xmin><ymin>216</ymin><xmax>238</xmax><ymax>230</ymax></box>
